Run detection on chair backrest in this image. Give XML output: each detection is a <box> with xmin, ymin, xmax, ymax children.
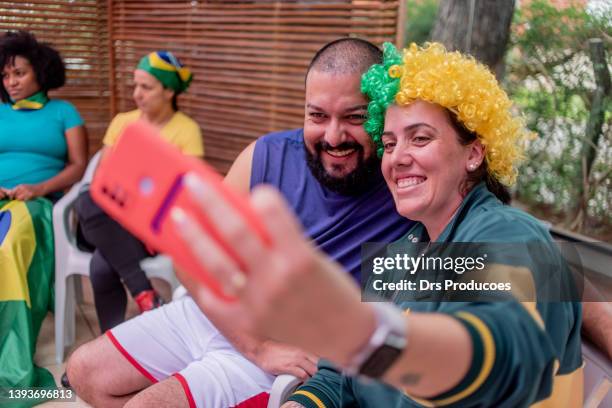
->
<box><xmin>267</xmin><ymin>374</ymin><xmax>303</xmax><ymax>408</ymax></box>
<box><xmin>82</xmin><ymin>150</ymin><xmax>103</xmax><ymax>184</ymax></box>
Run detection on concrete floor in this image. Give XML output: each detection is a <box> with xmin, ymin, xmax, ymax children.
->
<box><xmin>34</xmin><ymin>297</ymin><xmax>97</xmax><ymax>407</ymax></box>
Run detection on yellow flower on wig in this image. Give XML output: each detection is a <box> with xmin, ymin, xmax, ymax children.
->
<box><xmin>361</xmin><ymin>42</ymin><xmax>534</xmax><ymax>186</ymax></box>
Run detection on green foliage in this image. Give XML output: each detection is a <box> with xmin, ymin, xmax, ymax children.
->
<box><xmin>511</xmin><ymin>0</ymin><xmax>598</xmax><ymax>57</ymax></box>
<box><xmin>404</xmin><ymin>0</ymin><xmax>439</xmax><ymax>45</ymax></box>
<box><xmin>506</xmin><ymin>0</ymin><xmax>612</xmax><ymax>234</ymax></box>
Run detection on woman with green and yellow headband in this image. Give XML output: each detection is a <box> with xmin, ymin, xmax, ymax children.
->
<box><xmin>73</xmin><ymin>51</ymin><xmax>203</xmax><ymax>339</ymax></box>
<box><xmin>168</xmin><ymin>43</ymin><xmax>582</xmax><ymax>408</ymax></box>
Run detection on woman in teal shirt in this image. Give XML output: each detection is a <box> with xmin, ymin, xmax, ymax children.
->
<box><xmin>0</xmin><ymin>30</ymin><xmax>87</xmax><ymax>401</ymax></box>
<box><xmin>0</xmin><ymin>30</ymin><xmax>88</xmax><ymax>200</ymax></box>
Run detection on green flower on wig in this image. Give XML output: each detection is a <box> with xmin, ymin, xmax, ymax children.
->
<box><xmin>360</xmin><ymin>43</ymin><xmax>403</xmax><ymax>158</ymax></box>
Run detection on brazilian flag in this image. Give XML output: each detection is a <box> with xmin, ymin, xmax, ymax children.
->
<box><xmin>0</xmin><ymin>198</ymin><xmax>56</xmax><ymax>407</ymax></box>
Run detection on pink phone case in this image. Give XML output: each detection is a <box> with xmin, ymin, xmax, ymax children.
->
<box><xmin>90</xmin><ymin>121</ymin><xmax>270</xmax><ymax>300</ymax></box>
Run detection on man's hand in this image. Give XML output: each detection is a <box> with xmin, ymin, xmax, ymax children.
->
<box><xmin>0</xmin><ymin>188</ymin><xmax>7</xmax><ymax>200</ymax></box>
<box><xmin>3</xmin><ymin>184</ymin><xmax>46</xmax><ymax>201</ymax></box>
<box><xmin>176</xmin><ymin>266</ymin><xmax>319</xmax><ymax>381</ymax></box>
<box><xmin>253</xmin><ymin>340</ymin><xmax>318</xmax><ymax>380</ymax></box>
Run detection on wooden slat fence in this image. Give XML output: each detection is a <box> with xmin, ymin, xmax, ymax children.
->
<box><xmin>1</xmin><ymin>0</ymin><xmax>403</xmax><ymax>173</ymax></box>
<box><xmin>0</xmin><ymin>0</ymin><xmax>111</xmax><ymax>151</ymax></box>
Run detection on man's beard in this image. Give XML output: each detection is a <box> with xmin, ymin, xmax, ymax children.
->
<box><xmin>305</xmin><ymin>141</ymin><xmax>382</xmax><ymax>196</ymax></box>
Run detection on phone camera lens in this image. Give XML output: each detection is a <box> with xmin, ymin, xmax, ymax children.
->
<box><xmin>139</xmin><ymin>177</ymin><xmax>154</xmax><ymax>195</ymax></box>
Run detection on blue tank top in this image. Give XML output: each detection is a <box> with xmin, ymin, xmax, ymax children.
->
<box><xmin>251</xmin><ymin>129</ymin><xmax>413</xmax><ymax>282</ymax></box>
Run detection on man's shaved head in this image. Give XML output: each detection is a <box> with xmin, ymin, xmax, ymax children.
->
<box><xmin>306</xmin><ymin>37</ymin><xmax>382</xmax><ymax>81</ymax></box>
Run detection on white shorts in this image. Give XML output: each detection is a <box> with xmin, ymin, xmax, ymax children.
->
<box><xmin>108</xmin><ymin>296</ymin><xmax>275</xmax><ymax>408</ymax></box>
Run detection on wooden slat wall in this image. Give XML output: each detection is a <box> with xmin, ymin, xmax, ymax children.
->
<box><xmin>111</xmin><ymin>0</ymin><xmax>402</xmax><ymax>173</ymax></box>
<box><xmin>0</xmin><ymin>0</ymin><xmax>111</xmax><ymax>156</ymax></box>
<box><xmin>1</xmin><ymin>0</ymin><xmax>402</xmax><ymax>173</ymax></box>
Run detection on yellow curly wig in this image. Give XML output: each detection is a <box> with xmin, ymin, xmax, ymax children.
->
<box><xmin>361</xmin><ymin>42</ymin><xmax>534</xmax><ymax>186</ymax></box>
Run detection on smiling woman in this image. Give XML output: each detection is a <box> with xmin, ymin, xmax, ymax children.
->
<box><xmin>0</xmin><ymin>30</ymin><xmax>88</xmax><ymax>403</ymax></box>
<box><xmin>380</xmin><ymin>101</ymin><xmax>485</xmax><ymax>241</ymax></box>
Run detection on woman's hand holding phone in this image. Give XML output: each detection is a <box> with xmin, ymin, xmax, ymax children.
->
<box><xmin>171</xmin><ymin>174</ymin><xmax>374</xmax><ymax>364</ymax></box>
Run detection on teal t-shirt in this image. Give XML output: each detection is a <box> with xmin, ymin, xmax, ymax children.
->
<box><xmin>0</xmin><ymin>99</ymin><xmax>84</xmax><ymax>189</ymax></box>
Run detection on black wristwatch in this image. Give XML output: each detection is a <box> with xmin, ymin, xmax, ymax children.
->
<box><xmin>345</xmin><ymin>302</ymin><xmax>407</xmax><ymax>379</ymax></box>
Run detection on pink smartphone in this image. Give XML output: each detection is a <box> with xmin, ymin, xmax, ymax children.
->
<box><xmin>90</xmin><ymin>121</ymin><xmax>270</xmax><ymax>300</ymax></box>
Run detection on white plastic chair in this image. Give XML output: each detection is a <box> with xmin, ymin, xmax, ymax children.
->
<box><xmin>267</xmin><ymin>374</ymin><xmax>302</xmax><ymax>408</ymax></box>
<box><xmin>53</xmin><ymin>151</ymin><xmax>179</xmax><ymax>364</ymax></box>
<box><xmin>172</xmin><ymin>284</ymin><xmax>188</xmax><ymax>300</ymax></box>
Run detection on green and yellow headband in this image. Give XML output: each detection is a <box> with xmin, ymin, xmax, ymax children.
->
<box><xmin>361</xmin><ymin>42</ymin><xmax>533</xmax><ymax>186</ymax></box>
<box><xmin>137</xmin><ymin>51</ymin><xmax>193</xmax><ymax>93</ymax></box>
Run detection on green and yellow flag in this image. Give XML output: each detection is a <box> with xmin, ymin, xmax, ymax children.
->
<box><xmin>0</xmin><ymin>198</ymin><xmax>56</xmax><ymax>407</ymax></box>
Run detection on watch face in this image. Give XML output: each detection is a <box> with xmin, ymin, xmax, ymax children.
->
<box><xmin>360</xmin><ymin>344</ymin><xmax>403</xmax><ymax>378</ymax></box>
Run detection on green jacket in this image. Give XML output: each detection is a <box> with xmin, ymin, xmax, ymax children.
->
<box><xmin>289</xmin><ymin>183</ymin><xmax>583</xmax><ymax>408</ymax></box>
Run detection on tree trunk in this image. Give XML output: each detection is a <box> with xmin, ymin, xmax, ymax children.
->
<box><xmin>431</xmin><ymin>0</ymin><xmax>515</xmax><ymax>78</ymax></box>
<box><xmin>572</xmin><ymin>38</ymin><xmax>611</xmax><ymax>230</ymax></box>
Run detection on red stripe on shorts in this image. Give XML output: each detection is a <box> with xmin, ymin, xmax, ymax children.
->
<box><xmin>173</xmin><ymin>373</ymin><xmax>196</xmax><ymax>408</ymax></box>
<box><xmin>105</xmin><ymin>330</ymin><xmax>157</xmax><ymax>384</ymax></box>
<box><xmin>233</xmin><ymin>392</ymin><xmax>270</xmax><ymax>408</ymax></box>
